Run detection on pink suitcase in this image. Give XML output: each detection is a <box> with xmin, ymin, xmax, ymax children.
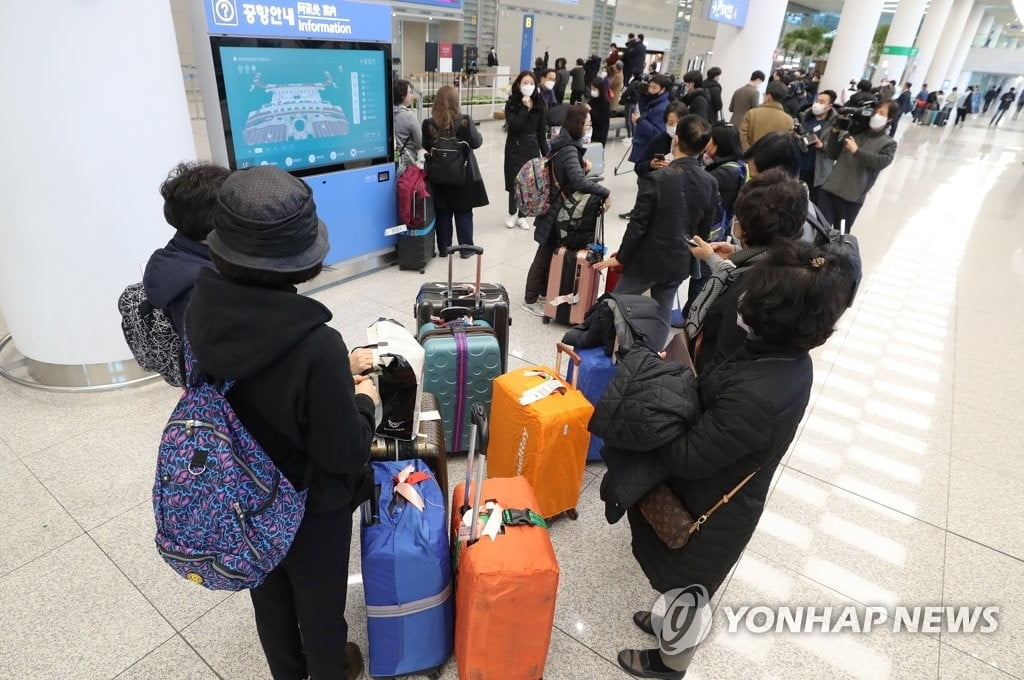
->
<box><xmin>542</xmin><ymin>247</ymin><xmax>602</xmax><ymax>325</ymax></box>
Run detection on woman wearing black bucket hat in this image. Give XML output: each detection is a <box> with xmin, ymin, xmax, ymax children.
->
<box><xmin>186</xmin><ymin>165</ymin><xmax>378</xmax><ymax>680</ymax></box>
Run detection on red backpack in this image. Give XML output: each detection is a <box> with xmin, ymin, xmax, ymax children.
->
<box><xmin>396</xmin><ymin>165</ymin><xmax>433</xmax><ymax>228</ymax></box>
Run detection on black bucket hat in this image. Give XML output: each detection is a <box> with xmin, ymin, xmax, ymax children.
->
<box><xmin>208</xmin><ymin>166</ymin><xmax>329</xmax><ymax>273</ymax></box>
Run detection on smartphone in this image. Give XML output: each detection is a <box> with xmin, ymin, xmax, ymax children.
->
<box><xmin>652</xmin><ymin>153</ymin><xmax>666</xmax><ymax>161</ymax></box>
<box><xmin>685</xmin><ymin>237</ymin><xmax>699</xmax><ymax>248</ymax></box>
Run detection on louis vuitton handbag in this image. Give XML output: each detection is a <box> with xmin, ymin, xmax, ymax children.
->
<box><xmin>638</xmin><ymin>469</ymin><xmax>759</xmax><ymax>550</ymax></box>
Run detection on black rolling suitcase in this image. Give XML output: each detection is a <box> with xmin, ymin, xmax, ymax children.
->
<box><xmin>397</xmin><ymin>220</ymin><xmax>436</xmax><ymax>273</ymax></box>
<box><xmin>414</xmin><ymin>245</ymin><xmax>511</xmax><ymax>371</ymax></box>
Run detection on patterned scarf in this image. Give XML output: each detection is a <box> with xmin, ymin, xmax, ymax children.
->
<box><xmin>684</xmin><ymin>246</ymin><xmax>769</xmax><ymax>339</ymax></box>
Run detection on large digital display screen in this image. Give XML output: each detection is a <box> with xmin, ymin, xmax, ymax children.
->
<box><xmin>706</xmin><ymin>0</ymin><xmax>749</xmax><ymax>28</ymax></box>
<box><xmin>212</xmin><ymin>39</ymin><xmax>391</xmax><ymax>175</ymax></box>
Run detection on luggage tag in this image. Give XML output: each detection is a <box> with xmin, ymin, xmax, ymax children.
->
<box><xmin>519</xmin><ymin>370</ymin><xmax>566</xmax><ymax>406</ymax></box>
<box><xmin>393</xmin><ymin>464</ymin><xmax>428</xmax><ymax>512</ymax></box>
<box><xmin>458</xmin><ymin>500</ymin><xmax>505</xmax><ymax>541</ymax></box>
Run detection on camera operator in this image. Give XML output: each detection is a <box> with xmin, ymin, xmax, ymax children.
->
<box><xmin>848</xmin><ymin>79</ymin><xmax>877</xmax><ymax>109</ymax></box>
<box><xmin>797</xmin><ymin>90</ymin><xmax>838</xmax><ymax>205</ymax></box>
<box><xmin>818</xmin><ymin>101</ymin><xmax>898</xmax><ymax>231</ymax></box>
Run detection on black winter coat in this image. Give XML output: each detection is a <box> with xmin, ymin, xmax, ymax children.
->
<box><xmin>635</xmin><ymin>132</ymin><xmax>672</xmax><ymax>179</ymax></box>
<box><xmin>504</xmin><ymin>97</ymin><xmax>549</xmax><ymax>192</ymax></box>
<box><xmin>423</xmin><ymin>114</ymin><xmax>489</xmax><ymax>211</ymax></box>
<box><xmin>702</xmin><ymin>78</ymin><xmax>724</xmax><ymax>120</ymax></box>
<box><xmin>562</xmin><ymin>294</ymin><xmax>668</xmax><ymax>358</ymax></box>
<box><xmin>692</xmin><ymin>246</ymin><xmax>767</xmax><ymax>374</ymax></box>
<box><xmin>533</xmin><ymin>128</ymin><xmax>610</xmax><ymax>246</ymax></box>
<box><xmin>628</xmin><ymin>339</ymin><xmax>813</xmax><ymax>596</ymax></box>
<box><xmin>143</xmin><ymin>233</ymin><xmax>213</xmax><ymax>335</ymax></box>
<box><xmin>185</xmin><ymin>269</ymin><xmax>376</xmax><ymax>513</ymax></box>
<box><xmin>588</xmin><ymin>93</ymin><xmax>612</xmax><ymax>145</ymax></box>
<box><xmin>706</xmin><ymin>156</ymin><xmax>746</xmax><ymax>217</ymax></box>
<box><xmin>617</xmin><ymin>156</ymin><xmax>718</xmax><ymax>284</ymax></box>
<box><xmin>683</xmin><ymin>88</ymin><xmax>712</xmax><ymax>123</ymax></box>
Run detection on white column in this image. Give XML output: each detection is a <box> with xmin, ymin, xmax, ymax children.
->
<box><xmin>906</xmin><ymin>0</ymin><xmax>956</xmax><ymax>89</ymax></box>
<box><xmin>945</xmin><ymin>3</ymin><xmax>986</xmax><ymax>88</ymax></box>
<box><xmin>821</xmin><ymin>0</ymin><xmax>888</xmax><ymax>93</ymax></box>
<box><xmin>880</xmin><ymin>0</ymin><xmax>930</xmax><ymax>86</ymax></box>
<box><xmin>974</xmin><ymin>13</ymin><xmax>995</xmax><ymax>47</ymax></box>
<box><xmin>0</xmin><ymin>1</ymin><xmax>195</xmax><ymax>376</ymax></box>
<box><xmin>925</xmin><ymin>0</ymin><xmax>977</xmax><ymax>89</ymax></box>
<box><xmin>709</xmin><ymin>0</ymin><xmax>790</xmax><ymax>103</ymax></box>
<box><xmin>1007</xmin><ymin>38</ymin><xmax>1021</xmax><ymax>50</ymax></box>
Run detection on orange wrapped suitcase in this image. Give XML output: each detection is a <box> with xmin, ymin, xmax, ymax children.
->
<box><xmin>450</xmin><ymin>406</ymin><xmax>560</xmax><ymax>680</ymax></box>
<box><xmin>486</xmin><ymin>343</ymin><xmax>594</xmax><ymax>519</ymax></box>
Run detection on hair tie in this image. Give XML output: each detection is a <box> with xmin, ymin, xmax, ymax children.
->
<box><xmin>810</xmin><ymin>257</ymin><xmax>826</xmax><ymax>269</ymax></box>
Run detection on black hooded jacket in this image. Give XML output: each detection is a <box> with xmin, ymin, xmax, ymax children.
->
<box><xmin>185</xmin><ymin>269</ymin><xmax>376</xmax><ymax>513</ymax></box>
<box><xmin>683</xmin><ymin>88</ymin><xmax>712</xmax><ymax>123</ymax></box>
<box><xmin>534</xmin><ymin>128</ymin><xmax>610</xmax><ymax>246</ymax></box>
<box><xmin>143</xmin><ymin>232</ymin><xmax>213</xmax><ymax>335</ymax></box>
<box><xmin>701</xmin><ymin>78</ymin><xmax>723</xmax><ymax>120</ymax></box>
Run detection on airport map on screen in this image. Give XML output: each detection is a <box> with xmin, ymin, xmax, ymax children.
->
<box><xmin>218</xmin><ymin>45</ymin><xmax>389</xmax><ymax>171</ymax></box>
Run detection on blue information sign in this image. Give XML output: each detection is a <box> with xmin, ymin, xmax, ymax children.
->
<box><xmin>520</xmin><ymin>14</ymin><xmax>535</xmax><ymax>74</ymax></box>
<box><xmin>706</xmin><ymin>0</ymin><xmax>748</xmax><ymax>28</ymax></box>
<box><xmin>392</xmin><ymin>0</ymin><xmax>462</xmax><ymax>8</ymax></box>
<box><xmin>206</xmin><ymin>0</ymin><xmax>391</xmax><ymax>41</ymax></box>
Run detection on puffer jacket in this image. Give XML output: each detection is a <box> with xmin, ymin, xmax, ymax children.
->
<box><xmin>143</xmin><ymin>232</ymin><xmax>213</xmax><ymax>335</ymax></box>
<box><xmin>625</xmin><ymin>339</ymin><xmax>813</xmax><ymax>597</ymax></box>
<box><xmin>503</xmin><ymin>96</ymin><xmax>549</xmax><ymax>192</ymax></box>
<box><xmin>533</xmin><ymin>128</ymin><xmax>609</xmax><ymax>246</ymax></box>
<box><xmin>561</xmin><ymin>294</ymin><xmax>668</xmax><ymax>358</ymax></box>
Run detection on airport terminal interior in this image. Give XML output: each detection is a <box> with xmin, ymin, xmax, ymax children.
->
<box><xmin>1</xmin><ymin>0</ymin><xmax>1023</xmax><ymax>678</ymax></box>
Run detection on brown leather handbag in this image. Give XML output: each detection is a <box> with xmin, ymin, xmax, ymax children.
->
<box><xmin>638</xmin><ymin>469</ymin><xmax>759</xmax><ymax>550</ymax></box>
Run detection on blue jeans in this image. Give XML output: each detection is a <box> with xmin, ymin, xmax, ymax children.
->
<box><xmin>612</xmin><ymin>272</ymin><xmax>683</xmax><ymax>349</ymax></box>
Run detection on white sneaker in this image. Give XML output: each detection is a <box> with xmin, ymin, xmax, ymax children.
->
<box><xmin>521</xmin><ymin>301</ymin><xmax>546</xmax><ymax>318</ymax></box>
<box><xmin>517</xmin><ymin>217</ymin><xmax>532</xmax><ymax>230</ymax></box>
<box><xmin>505</xmin><ymin>214</ymin><xmax>517</xmax><ymax>229</ymax></box>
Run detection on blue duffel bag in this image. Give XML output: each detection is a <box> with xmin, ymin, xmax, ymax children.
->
<box><xmin>361</xmin><ymin>459</ymin><xmax>453</xmax><ymax>677</ymax></box>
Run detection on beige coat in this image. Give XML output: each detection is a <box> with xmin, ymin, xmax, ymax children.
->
<box><xmin>739</xmin><ymin>101</ymin><xmax>794</xmax><ymax>151</ymax></box>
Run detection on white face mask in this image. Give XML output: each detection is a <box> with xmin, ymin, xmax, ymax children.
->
<box><xmin>665</xmin><ymin>124</ymin><xmax>677</xmax><ymax>137</ymax></box>
<box><xmin>544</xmin><ymin>80</ymin><xmax>556</xmax><ymax>90</ymax></box>
<box><xmin>869</xmin><ymin>113</ymin><xmax>888</xmax><ymax>130</ymax></box>
<box><xmin>582</xmin><ymin>134</ymin><xmax>592</xmax><ymax>144</ymax></box>
<box><xmin>521</xmin><ymin>84</ymin><xmax>535</xmax><ymax>96</ymax></box>
<box><xmin>811</xmin><ymin>102</ymin><xmax>828</xmax><ymax>116</ymax></box>
<box><xmin>590</xmin><ymin>89</ymin><xmax>600</xmax><ymax>98</ymax></box>
<box><xmin>599</xmin><ymin>71</ymin><xmax>608</xmax><ymax>79</ymax></box>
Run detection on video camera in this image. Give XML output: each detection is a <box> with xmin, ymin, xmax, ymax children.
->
<box><xmin>833</xmin><ymin>103</ymin><xmax>876</xmax><ymax>138</ymax></box>
<box><xmin>792</xmin><ymin>119</ymin><xmax>818</xmax><ymax>153</ymax></box>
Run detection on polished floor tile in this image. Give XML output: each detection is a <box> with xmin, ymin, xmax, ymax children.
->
<box><xmin>1</xmin><ymin>111</ymin><xmax>1023</xmax><ymax>679</ymax></box>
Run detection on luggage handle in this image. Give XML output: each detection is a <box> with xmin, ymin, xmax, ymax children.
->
<box><xmin>461</xmin><ymin>403</ymin><xmax>489</xmax><ymax>515</ymax></box>
<box><xmin>468</xmin><ymin>404</ymin><xmax>488</xmax><ymax>544</ymax></box>
<box><xmin>447</xmin><ymin>246</ymin><xmax>484</xmax><ymax>308</ymax></box>
<box><xmin>438</xmin><ymin>306</ymin><xmax>473</xmax><ymax>322</ymax></box>
<box><xmin>555</xmin><ymin>342</ymin><xmax>582</xmax><ymax>389</ymax></box>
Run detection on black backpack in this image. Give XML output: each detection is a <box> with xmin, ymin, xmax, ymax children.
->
<box><xmin>425</xmin><ymin>121</ymin><xmax>470</xmax><ymax>186</ymax></box>
<box><xmin>807</xmin><ymin>202</ymin><xmax>862</xmax><ymax>307</ymax></box>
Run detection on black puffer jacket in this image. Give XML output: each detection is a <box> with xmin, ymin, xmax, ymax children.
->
<box><xmin>617</xmin><ymin>156</ymin><xmax>718</xmax><ymax>283</ymax></box>
<box><xmin>533</xmin><ymin>128</ymin><xmax>610</xmax><ymax>246</ymax></box>
<box><xmin>627</xmin><ymin>339</ymin><xmax>813</xmax><ymax>596</ymax></box>
<box><xmin>589</xmin><ymin>346</ymin><xmax>698</xmax><ymax>452</ymax></box>
<box><xmin>143</xmin><ymin>233</ymin><xmax>213</xmax><ymax>335</ymax></box>
<box><xmin>562</xmin><ymin>294</ymin><xmax>668</xmax><ymax>357</ymax></box>
<box><xmin>683</xmin><ymin>88</ymin><xmax>712</xmax><ymax>123</ymax></box>
<box><xmin>503</xmin><ymin>97</ymin><xmax>549</xmax><ymax>192</ymax></box>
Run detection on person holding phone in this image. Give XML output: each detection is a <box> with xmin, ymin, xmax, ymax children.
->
<box><xmin>634</xmin><ymin>101</ymin><xmax>690</xmax><ymax>180</ymax></box>
<box><xmin>594</xmin><ymin>115</ymin><xmax>717</xmax><ymax>346</ymax></box>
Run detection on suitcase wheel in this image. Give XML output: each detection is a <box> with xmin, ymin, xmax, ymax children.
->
<box><xmin>542</xmin><ymin>316</ymin><xmax>551</xmax><ymax>325</ymax></box>
<box><xmin>566</xmin><ymin>508</ymin><xmax>579</xmax><ymax>520</ymax></box>
<box><xmin>420</xmin><ymin>268</ymin><xmax>426</xmax><ymax>274</ymax></box>
<box><xmin>427</xmin><ymin>669</ymin><xmax>442</xmax><ymax>680</ymax></box>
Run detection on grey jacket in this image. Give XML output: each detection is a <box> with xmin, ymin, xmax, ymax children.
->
<box><xmin>823</xmin><ymin>128</ymin><xmax>897</xmax><ymax>204</ymax></box>
<box><xmin>393</xmin><ymin>104</ymin><xmax>421</xmax><ymax>175</ymax></box>
<box><xmin>729</xmin><ymin>84</ymin><xmax>760</xmax><ymax>127</ymax></box>
<box><xmin>802</xmin><ymin>108</ymin><xmax>838</xmax><ymax>188</ymax></box>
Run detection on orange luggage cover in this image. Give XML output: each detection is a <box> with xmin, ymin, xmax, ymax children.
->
<box><xmin>450</xmin><ymin>475</ymin><xmax>560</xmax><ymax>680</ymax></box>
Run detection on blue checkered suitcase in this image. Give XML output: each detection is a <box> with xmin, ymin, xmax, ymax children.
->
<box><xmin>566</xmin><ymin>346</ymin><xmax>617</xmax><ymax>461</ymax></box>
<box><xmin>419</xmin><ymin>319</ymin><xmax>502</xmax><ymax>453</ymax></box>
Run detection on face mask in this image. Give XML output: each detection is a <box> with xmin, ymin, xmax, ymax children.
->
<box><xmin>599</xmin><ymin>71</ymin><xmax>608</xmax><ymax>79</ymax></box>
<box><xmin>521</xmin><ymin>84</ymin><xmax>535</xmax><ymax>96</ymax></box>
<box><xmin>544</xmin><ymin>80</ymin><xmax>556</xmax><ymax>90</ymax></box>
<box><xmin>582</xmin><ymin>134</ymin><xmax>592</xmax><ymax>144</ymax></box>
<box><xmin>811</xmin><ymin>102</ymin><xmax>827</xmax><ymax>116</ymax></box>
<box><xmin>590</xmin><ymin>89</ymin><xmax>599</xmax><ymax>98</ymax></box>
<box><xmin>665</xmin><ymin>124</ymin><xmax>677</xmax><ymax>137</ymax></box>
<box><xmin>869</xmin><ymin>113</ymin><xmax>888</xmax><ymax>130</ymax></box>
